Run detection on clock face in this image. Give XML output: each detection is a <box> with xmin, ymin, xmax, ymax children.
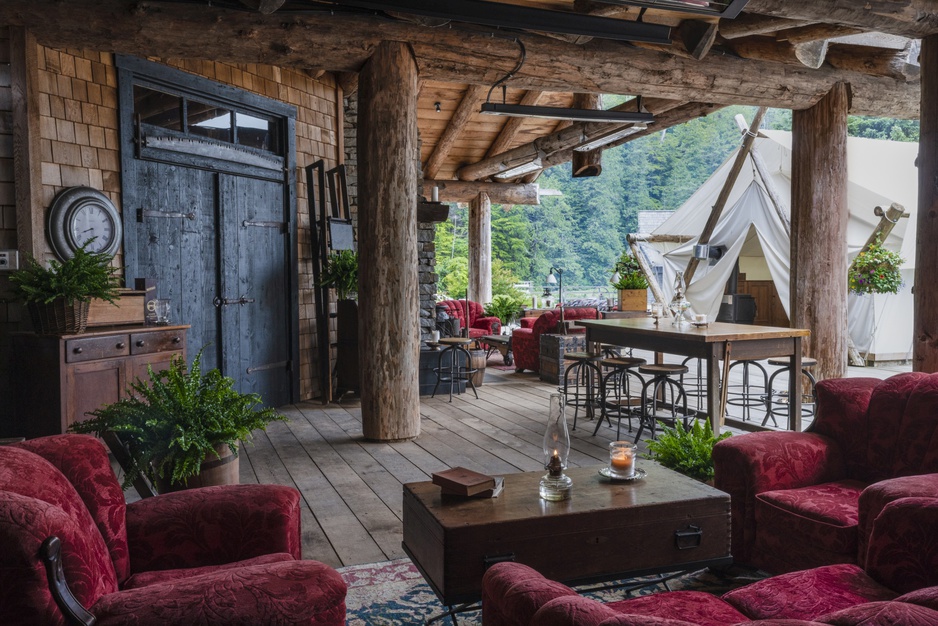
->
<box><xmin>69</xmin><ymin>204</ymin><xmax>114</xmax><ymax>253</ymax></box>
<box><xmin>47</xmin><ymin>186</ymin><xmax>123</xmax><ymax>260</ymax></box>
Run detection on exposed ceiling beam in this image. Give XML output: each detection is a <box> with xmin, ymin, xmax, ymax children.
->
<box><xmin>238</xmin><ymin>0</ymin><xmax>286</xmax><ymax>15</ymax></box>
<box><xmin>826</xmin><ymin>43</ymin><xmax>920</xmax><ymax>81</ymax></box>
<box><xmin>485</xmin><ymin>90</ymin><xmax>544</xmax><ymax>158</ymax></box>
<box><xmin>424</xmin><ymin>180</ymin><xmax>543</xmax><ymax>204</ymax></box>
<box><xmin>571</xmin><ymin>93</ymin><xmax>603</xmax><ymax>177</ymax></box>
<box><xmin>423</xmin><ymin>84</ymin><xmax>487</xmax><ymax>180</ymax></box>
<box><xmin>0</xmin><ymin>1</ymin><xmax>921</xmax><ymax>118</ymax></box>
<box><xmin>720</xmin><ymin>14</ymin><xmax>812</xmax><ymax>39</ymax></box>
<box><xmin>745</xmin><ymin>0</ymin><xmax>938</xmax><ymax>39</ymax></box>
<box><xmin>775</xmin><ymin>23</ymin><xmax>864</xmax><ymax>45</ymax></box>
<box><xmin>676</xmin><ymin>20</ymin><xmax>718</xmax><ymax>60</ymax></box>
<box><xmin>730</xmin><ymin>38</ymin><xmax>830</xmax><ymax>70</ymax></box>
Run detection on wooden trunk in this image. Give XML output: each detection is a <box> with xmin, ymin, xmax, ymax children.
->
<box><xmin>618</xmin><ymin>289</ymin><xmax>648</xmax><ymax>312</ymax></box>
<box><xmin>402</xmin><ymin>464</ymin><xmax>731</xmax><ymax>606</ymax></box>
<box><xmin>87</xmin><ymin>291</ymin><xmax>146</xmax><ymax>327</ymax></box>
<box><xmin>915</xmin><ymin>35</ymin><xmax>938</xmax><ymax>372</ymax></box>
<box><xmin>358</xmin><ymin>41</ymin><xmax>421</xmax><ymax>441</ymax></box>
<box><xmin>791</xmin><ymin>83</ymin><xmax>849</xmax><ymax>381</ymax></box>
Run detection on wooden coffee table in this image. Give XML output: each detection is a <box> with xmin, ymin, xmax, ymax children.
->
<box><xmin>402</xmin><ymin>462</ymin><xmax>731</xmax><ymax>610</ymax></box>
<box><xmin>481</xmin><ymin>334</ymin><xmax>512</xmax><ymax>366</ymax></box>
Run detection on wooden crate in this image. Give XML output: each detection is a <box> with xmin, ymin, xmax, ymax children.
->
<box><xmin>402</xmin><ymin>463</ymin><xmax>731</xmax><ymax>606</ymax></box>
<box><xmin>87</xmin><ymin>290</ymin><xmax>146</xmax><ymax>327</ymax></box>
<box><xmin>539</xmin><ymin>333</ymin><xmax>586</xmax><ymax>384</ymax></box>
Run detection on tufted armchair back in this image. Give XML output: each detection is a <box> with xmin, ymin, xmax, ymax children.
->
<box><xmin>439</xmin><ymin>299</ymin><xmax>483</xmax><ymax>327</ymax></box>
<box><xmin>529</xmin><ymin>307</ymin><xmax>598</xmax><ymax>342</ymax></box>
<box><xmin>812</xmin><ymin>372</ymin><xmax>938</xmax><ymax>484</ymax></box>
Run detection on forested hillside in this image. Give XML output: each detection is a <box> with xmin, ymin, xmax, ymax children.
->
<box><xmin>434</xmin><ymin>106</ymin><xmax>919</xmax><ymax>300</ymax></box>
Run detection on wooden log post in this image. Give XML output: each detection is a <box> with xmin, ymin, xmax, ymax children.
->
<box><xmin>358</xmin><ymin>41</ymin><xmax>421</xmax><ymax>441</ymax></box>
<box><xmin>914</xmin><ymin>35</ymin><xmax>938</xmax><ymax>372</ymax></box>
<box><xmin>10</xmin><ymin>27</ymin><xmax>44</xmax><ymax>258</ymax></box>
<box><xmin>791</xmin><ymin>83</ymin><xmax>850</xmax><ymax>381</ymax></box>
<box><xmin>469</xmin><ymin>192</ymin><xmax>492</xmax><ymax>305</ymax></box>
<box><xmin>571</xmin><ymin>93</ymin><xmax>602</xmax><ymax>178</ymax></box>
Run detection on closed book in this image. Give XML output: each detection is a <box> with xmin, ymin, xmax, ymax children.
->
<box><xmin>432</xmin><ymin>467</ymin><xmax>496</xmax><ymax>496</ymax></box>
<box><xmin>441</xmin><ymin>476</ymin><xmax>504</xmax><ymax>499</ymax></box>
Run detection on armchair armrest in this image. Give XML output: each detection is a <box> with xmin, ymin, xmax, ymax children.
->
<box><xmin>126</xmin><ymin>484</ymin><xmax>301</xmax><ymax>573</ymax></box>
<box><xmin>520</xmin><ymin>317</ymin><xmax>536</xmax><ymax>329</ymax></box>
<box><xmin>713</xmin><ymin>432</ymin><xmax>847</xmax><ymax>564</ymax></box>
<box><xmin>865</xmin><ymin>496</ymin><xmax>938</xmax><ymax>593</ymax></box>
<box><xmin>482</xmin><ymin>562</ymin><xmax>578</xmax><ymax>626</ymax></box>
<box><xmin>530</xmin><ymin>595</ymin><xmax>621</xmax><ymax>626</ymax></box>
<box><xmin>859</xmin><ymin>474</ymin><xmax>938</xmax><ymax>567</ymax></box>
<box><xmin>474</xmin><ymin>315</ymin><xmax>501</xmax><ymax>335</ymax></box>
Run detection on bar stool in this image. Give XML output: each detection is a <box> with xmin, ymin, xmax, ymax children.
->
<box><xmin>596</xmin><ymin>356</ymin><xmax>647</xmax><ymax>438</ymax></box>
<box><xmin>725</xmin><ymin>359</ymin><xmax>768</xmax><ymax>422</ymax></box>
<box><xmin>679</xmin><ymin>357</ymin><xmax>707</xmax><ymax>413</ymax></box>
<box><xmin>562</xmin><ymin>352</ymin><xmax>604</xmax><ymax>431</ymax></box>
<box><xmin>762</xmin><ymin>356</ymin><xmax>818</xmax><ymax>427</ymax></box>
<box><xmin>431</xmin><ymin>337</ymin><xmax>479</xmax><ymax>402</ymax></box>
<box><xmin>635</xmin><ymin>363</ymin><xmax>693</xmax><ymax>443</ymax></box>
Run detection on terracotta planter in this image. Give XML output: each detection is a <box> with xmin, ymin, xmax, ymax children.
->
<box><xmin>155</xmin><ymin>443</ymin><xmax>240</xmax><ymax>493</ymax></box>
<box><xmin>618</xmin><ymin>289</ymin><xmax>648</xmax><ymax>312</ymax></box>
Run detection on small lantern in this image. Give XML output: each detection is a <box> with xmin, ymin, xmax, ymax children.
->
<box><xmin>539</xmin><ymin>393</ymin><xmax>573</xmax><ymax>501</ymax></box>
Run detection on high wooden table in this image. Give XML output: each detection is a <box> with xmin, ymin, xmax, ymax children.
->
<box><xmin>402</xmin><ymin>463</ymin><xmax>731</xmax><ymax>613</ymax></box>
<box><xmin>576</xmin><ymin>317</ymin><xmax>810</xmax><ymax>433</ymax></box>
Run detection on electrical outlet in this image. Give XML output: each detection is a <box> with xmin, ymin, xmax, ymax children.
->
<box><xmin>0</xmin><ymin>250</ymin><xmax>19</xmax><ymax>271</ymax></box>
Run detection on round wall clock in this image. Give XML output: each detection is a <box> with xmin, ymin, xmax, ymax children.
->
<box><xmin>47</xmin><ymin>186</ymin><xmax>123</xmax><ymax>260</ymax></box>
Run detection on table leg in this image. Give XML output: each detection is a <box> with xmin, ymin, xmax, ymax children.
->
<box><xmin>790</xmin><ymin>338</ymin><xmax>803</xmax><ymax>431</ymax></box>
<box><xmin>705</xmin><ymin>349</ymin><xmax>723</xmax><ymax>434</ymax></box>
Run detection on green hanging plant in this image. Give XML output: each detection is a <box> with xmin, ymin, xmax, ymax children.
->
<box><xmin>848</xmin><ymin>237</ymin><xmax>904</xmax><ymax>296</ymax></box>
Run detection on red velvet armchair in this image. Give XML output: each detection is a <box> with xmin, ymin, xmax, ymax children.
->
<box><xmin>481</xmin><ymin>496</ymin><xmax>938</xmax><ymax>625</ymax></box>
<box><xmin>713</xmin><ymin>372</ymin><xmax>938</xmax><ymax>574</ymax></box>
<box><xmin>0</xmin><ymin>434</ymin><xmax>347</xmax><ymax>625</ymax></box>
<box><xmin>511</xmin><ymin>307</ymin><xmax>599</xmax><ymax>373</ymax></box>
<box><xmin>438</xmin><ymin>299</ymin><xmax>501</xmax><ymax>339</ymax></box>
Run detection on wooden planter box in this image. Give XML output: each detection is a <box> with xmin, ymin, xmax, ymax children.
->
<box><xmin>87</xmin><ymin>290</ymin><xmax>146</xmax><ymax>327</ymax></box>
<box><xmin>618</xmin><ymin>289</ymin><xmax>648</xmax><ymax>312</ymax></box>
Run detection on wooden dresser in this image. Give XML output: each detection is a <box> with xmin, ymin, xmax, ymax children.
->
<box><xmin>10</xmin><ymin>325</ymin><xmax>188</xmax><ymax>439</ymax></box>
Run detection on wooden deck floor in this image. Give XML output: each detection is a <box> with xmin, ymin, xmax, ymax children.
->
<box><xmin>238</xmin><ymin>357</ymin><xmax>910</xmax><ymax>568</ymax></box>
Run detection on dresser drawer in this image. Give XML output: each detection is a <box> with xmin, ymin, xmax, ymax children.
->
<box><xmin>130</xmin><ymin>329</ymin><xmax>186</xmax><ymax>355</ymax></box>
<box><xmin>65</xmin><ymin>335</ymin><xmax>131</xmax><ymax>363</ymax></box>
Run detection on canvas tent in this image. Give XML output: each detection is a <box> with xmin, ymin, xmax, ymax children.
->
<box><xmin>637</xmin><ymin>129</ymin><xmax>918</xmax><ymax>363</ymax></box>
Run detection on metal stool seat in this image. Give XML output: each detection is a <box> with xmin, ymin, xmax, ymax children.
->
<box><xmin>725</xmin><ymin>359</ymin><xmax>768</xmax><ymax>422</ymax></box>
<box><xmin>635</xmin><ymin>363</ymin><xmax>693</xmax><ymax>443</ymax></box>
<box><xmin>562</xmin><ymin>352</ymin><xmax>604</xmax><ymax>431</ymax></box>
<box><xmin>431</xmin><ymin>337</ymin><xmax>479</xmax><ymax>402</ymax></box>
<box><xmin>596</xmin><ymin>357</ymin><xmax>647</xmax><ymax>438</ymax></box>
<box><xmin>763</xmin><ymin>356</ymin><xmax>818</xmax><ymax>427</ymax></box>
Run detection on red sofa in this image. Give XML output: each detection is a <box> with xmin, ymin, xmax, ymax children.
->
<box><xmin>481</xmin><ymin>495</ymin><xmax>938</xmax><ymax>625</ymax></box>
<box><xmin>438</xmin><ymin>299</ymin><xmax>501</xmax><ymax>339</ymax></box>
<box><xmin>0</xmin><ymin>434</ymin><xmax>347</xmax><ymax>625</ymax></box>
<box><xmin>512</xmin><ymin>307</ymin><xmax>599</xmax><ymax>373</ymax></box>
<box><xmin>713</xmin><ymin>372</ymin><xmax>938</xmax><ymax>574</ymax></box>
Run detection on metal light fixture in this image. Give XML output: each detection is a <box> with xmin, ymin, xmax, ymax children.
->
<box><xmin>548</xmin><ymin>267</ymin><xmax>564</xmax><ymax>329</ymax></box>
<box><xmin>574</xmin><ymin>124</ymin><xmax>649</xmax><ymax>152</ymax></box>
<box><xmin>693</xmin><ymin>243</ymin><xmax>710</xmax><ymax>259</ymax></box>
<box><xmin>494</xmin><ymin>158</ymin><xmax>543</xmax><ymax>180</ymax></box>
<box><xmin>481</xmin><ymin>102</ymin><xmax>654</xmax><ymax>125</ymax></box>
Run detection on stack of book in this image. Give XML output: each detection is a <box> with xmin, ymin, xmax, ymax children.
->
<box><xmin>431</xmin><ymin>467</ymin><xmax>504</xmax><ymax>498</ymax></box>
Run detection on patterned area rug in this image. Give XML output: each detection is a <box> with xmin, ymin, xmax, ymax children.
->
<box><xmin>340</xmin><ymin>558</ymin><xmax>767</xmax><ymax>625</ymax></box>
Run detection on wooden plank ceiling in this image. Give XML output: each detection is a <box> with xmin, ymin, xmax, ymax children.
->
<box><xmin>1</xmin><ymin>0</ymin><xmax>931</xmax><ymax>186</ymax></box>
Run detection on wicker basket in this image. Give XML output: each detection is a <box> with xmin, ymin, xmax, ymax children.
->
<box><xmin>27</xmin><ymin>298</ymin><xmax>90</xmax><ymax>335</ymax></box>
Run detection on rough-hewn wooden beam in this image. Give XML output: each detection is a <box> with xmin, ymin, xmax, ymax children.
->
<box><xmin>775</xmin><ymin>23</ymin><xmax>863</xmax><ymax>45</ymax></box>
<box><xmin>423</xmin><ymin>84</ymin><xmax>486</xmax><ymax>180</ymax></box>
<box><xmin>486</xmin><ymin>90</ymin><xmax>543</xmax><ymax>158</ymax></box>
<box><xmin>469</xmin><ymin>192</ymin><xmax>492</xmax><ymax>304</ymax></box>
<box><xmin>335</xmin><ymin>71</ymin><xmax>359</xmax><ymax>95</ymax></box>
<box><xmin>676</xmin><ymin>20</ymin><xmax>718</xmax><ymax>60</ymax></box>
<box><xmin>730</xmin><ymin>38</ymin><xmax>829</xmax><ymax>70</ymax></box>
<box><xmin>746</xmin><ymin>0</ymin><xmax>938</xmax><ymax>39</ymax></box>
<box><xmin>424</xmin><ymin>180</ymin><xmax>542</xmax><ymax>205</ymax></box>
<box><xmin>914</xmin><ymin>34</ymin><xmax>938</xmax><ymax>372</ymax></box>
<box><xmin>720</xmin><ymin>14</ymin><xmax>812</xmax><ymax>39</ymax></box>
<box><xmin>10</xmin><ymin>27</ymin><xmax>44</xmax><ymax>259</ymax></box>
<box><xmin>358</xmin><ymin>41</ymin><xmax>420</xmax><ymax>441</ymax></box>
<box><xmin>0</xmin><ymin>1</ymin><xmax>920</xmax><ymax>118</ymax></box>
<box><xmin>457</xmin><ymin>97</ymin><xmax>682</xmax><ymax>181</ymax></box>
<box><xmin>238</xmin><ymin>0</ymin><xmax>286</xmax><ymax>15</ymax></box>
<box><xmin>791</xmin><ymin>83</ymin><xmax>850</xmax><ymax>381</ymax></box>
<box><xmin>826</xmin><ymin>44</ymin><xmax>920</xmax><ymax>81</ymax></box>
<box><xmin>571</xmin><ymin>93</ymin><xmax>602</xmax><ymax>178</ymax></box>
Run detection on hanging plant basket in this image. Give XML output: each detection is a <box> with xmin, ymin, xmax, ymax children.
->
<box><xmin>848</xmin><ymin>239</ymin><xmax>904</xmax><ymax>296</ymax></box>
<box><xmin>27</xmin><ymin>298</ymin><xmax>90</xmax><ymax>335</ymax></box>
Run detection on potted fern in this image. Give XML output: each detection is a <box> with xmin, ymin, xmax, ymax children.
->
<box><xmin>643</xmin><ymin>420</ymin><xmax>731</xmax><ymax>483</ymax></box>
<box><xmin>485</xmin><ymin>293</ymin><xmax>525</xmax><ymax>330</ymax></box>
<box><xmin>70</xmin><ymin>349</ymin><xmax>285</xmax><ymax>493</ymax></box>
<box><xmin>9</xmin><ymin>242</ymin><xmax>121</xmax><ymax>334</ymax></box>
<box><xmin>611</xmin><ymin>250</ymin><xmax>649</xmax><ymax>311</ymax></box>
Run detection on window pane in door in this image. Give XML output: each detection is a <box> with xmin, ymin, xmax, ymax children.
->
<box><xmin>188</xmin><ymin>100</ymin><xmax>232</xmax><ymax>142</ymax></box>
<box><xmin>236</xmin><ymin>112</ymin><xmax>281</xmax><ymax>154</ymax></box>
<box><xmin>134</xmin><ymin>85</ymin><xmax>182</xmax><ymax>130</ymax></box>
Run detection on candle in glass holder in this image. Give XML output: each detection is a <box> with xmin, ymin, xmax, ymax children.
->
<box><xmin>609</xmin><ymin>441</ymin><xmax>637</xmax><ymax>478</ymax></box>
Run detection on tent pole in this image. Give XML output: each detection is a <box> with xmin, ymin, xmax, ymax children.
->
<box><xmin>735</xmin><ymin>114</ymin><xmax>792</xmax><ymax>238</ymax></box>
<box><xmin>627</xmin><ymin>235</ymin><xmax>669</xmax><ymax>310</ymax></box>
<box><xmin>684</xmin><ymin>106</ymin><xmax>768</xmax><ymax>285</ymax></box>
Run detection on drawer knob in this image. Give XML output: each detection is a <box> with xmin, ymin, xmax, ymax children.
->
<box><xmin>172</xmin><ymin>336</ymin><xmax>181</xmax><ymax>344</ymax></box>
<box><xmin>73</xmin><ymin>347</ymin><xmax>83</xmax><ymax>354</ymax></box>
<box><xmin>136</xmin><ymin>340</ymin><xmax>145</xmax><ymax>348</ymax></box>
<box><xmin>116</xmin><ymin>342</ymin><xmax>126</xmax><ymax>349</ymax></box>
